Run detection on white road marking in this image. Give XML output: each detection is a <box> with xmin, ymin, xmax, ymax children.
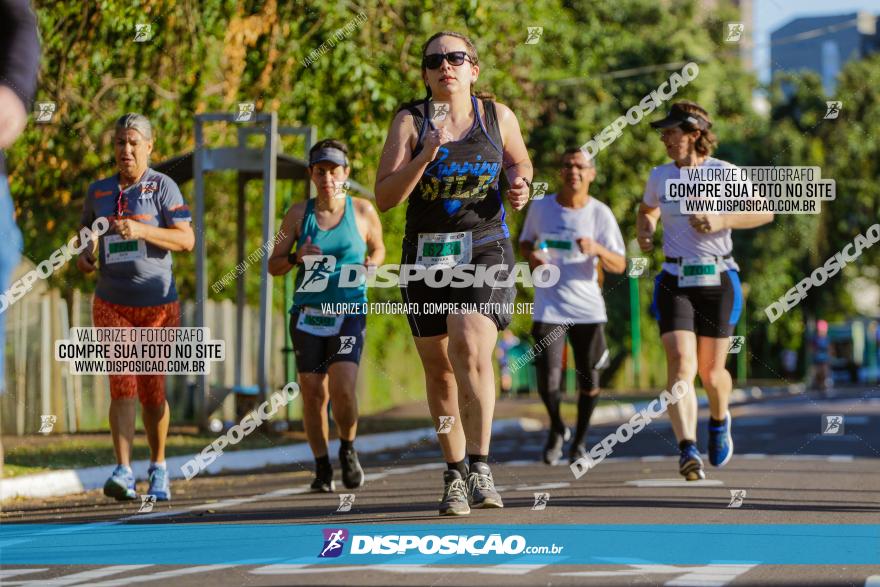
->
<box><xmin>555</xmin><ymin>564</ymin><xmax>755</xmax><ymax>585</ymax></box>
<box><xmin>0</xmin><ymin>569</ymin><xmax>49</xmax><ymax>579</ymax></box>
<box><xmin>864</xmin><ymin>575</ymin><xmax>880</xmax><ymax>586</ymax></box>
<box><xmin>71</xmin><ymin>564</ymin><xmax>235</xmax><ymax>586</ymax></box>
<box><xmin>1</xmin><ymin>565</ymin><xmax>153</xmax><ymax>586</ymax></box>
<box><xmin>827</xmin><ymin>455</ymin><xmax>854</xmax><ymax>462</ymax></box>
<box><xmin>250</xmin><ymin>564</ymin><xmax>546</xmax><ymax>576</ymax></box>
<box><xmin>664</xmin><ymin>564</ymin><xmax>757</xmax><ymax>586</ymax></box>
<box><xmin>626</xmin><ymin>479</ymin><xmax>724</xmax><ymax>487</ymax></box>
<box><xmin>514</xmin><ymin>482</ymin><xmax>570</xmax><ymax>491</ymax></box>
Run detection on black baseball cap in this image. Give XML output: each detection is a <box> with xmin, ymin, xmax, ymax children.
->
<box><xmin>650</xmin><ymin>104</ymin><xmax>711</xmax><ymax>130</ymax></box>
<box><xmin>309</xmin><ymin>147</ymin><xmax>348</xmax><ymax>167</ymax></box>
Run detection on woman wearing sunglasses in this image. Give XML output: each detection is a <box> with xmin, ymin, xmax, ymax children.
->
<box><xmin>78</xmin><ymin>113</ymin><xmax>194</xmax><ymax>501</ymax></box>
<box><xmin>375</xmin><ymin>31</ymin><xmax>533</xmax><ymax>515</ymax></box>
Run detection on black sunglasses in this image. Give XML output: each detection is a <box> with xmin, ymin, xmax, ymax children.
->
<box><xmin>423</xmin><ymin>51</ymin><xmax>472</xmax><ymax>70</ymax></box>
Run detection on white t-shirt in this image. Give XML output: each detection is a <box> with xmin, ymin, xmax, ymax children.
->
<box><xmin>642</xmin><ymin>157</ymin><xmax>740</xmax><ymax>276</ymax></box>
<box><xmin>519</xmin><ymin>194</ymin><xmax>625</xmax><ymax>324</ymax></box>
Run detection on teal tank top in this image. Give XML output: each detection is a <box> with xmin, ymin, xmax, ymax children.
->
<box><xmin>292</xmin><ymin>196</ymin><xmax>368</xmax><ymax>310</ymax></box>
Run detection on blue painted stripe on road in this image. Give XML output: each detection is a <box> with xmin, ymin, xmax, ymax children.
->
<box><xmin>1</xmin><ymin>524</ymin><xmax>878</xmax><ymax>565</ymax></box>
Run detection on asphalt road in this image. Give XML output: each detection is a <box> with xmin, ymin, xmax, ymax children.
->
<box><xmin>2</xmin><ymin>386</ymin><xmax>879</xmax><ymax>586</ymax></box>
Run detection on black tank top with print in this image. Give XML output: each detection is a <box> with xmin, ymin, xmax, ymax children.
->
<box><xmin>403</xmin><ymin>96</ymin><xmax>507</xmax><ymax>246</ymax></box>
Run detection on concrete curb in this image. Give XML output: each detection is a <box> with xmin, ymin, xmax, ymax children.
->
<box><xmin>0</xmin><ymin>384</ymin><xmax>804</xmax><ymax>502</ymax></box>
<box><xmin>0</xmin><ymin>418</ymin><xmax>529</xmax><ymax>502</ymax></box>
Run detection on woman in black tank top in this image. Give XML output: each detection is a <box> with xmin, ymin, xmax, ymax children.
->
<box><xmin>375</xmin><ymin>31</ymin><xmax>533</xmax><ymax>516</ymax></box>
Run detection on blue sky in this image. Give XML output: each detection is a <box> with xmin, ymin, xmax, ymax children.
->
<box><xmin>754</xmin><ymin>0</ymin><xmax>880</xmax><ymax>82</ymax></box>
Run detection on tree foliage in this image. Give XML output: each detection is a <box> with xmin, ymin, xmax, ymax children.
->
<box><xmin>7</xmin><ymin>0</ymin><xmax>878</xmax><ymax>406</ymax></box>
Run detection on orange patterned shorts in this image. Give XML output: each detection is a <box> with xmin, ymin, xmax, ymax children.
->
<box><xmin>92</xmin><ymin>296</ymin><xmax>182</xmax><ymax>406</ymax></box>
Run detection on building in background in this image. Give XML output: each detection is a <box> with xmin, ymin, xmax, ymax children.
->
<box><xmin>771</xmin><ymin>11</ymin><xmax>879</xmax><ymax>93</ymax></box>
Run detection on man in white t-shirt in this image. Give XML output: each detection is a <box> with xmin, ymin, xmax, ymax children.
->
<box><xmin>519</xmin><ymin>148</ymin><xmax>626</xmax><ymax>465</ymax></box>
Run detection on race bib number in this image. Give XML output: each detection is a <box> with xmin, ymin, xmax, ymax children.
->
<box><xmin>296</xmin><ymin>307</ymin><xmax>344</xmax><ymax>337</ymax></box>
<box><xmin>678</xmin><ymin>257</ymin><xmax>721</xmax><ymax>287</ymax></box>
<box><xmin>538</xmin><ymin>232</ymin><xmax>583</xmax><ymax>264</ymax></box>
<box><xmin>103</xmin><ymin>234</ymin><xmax>146</xmax><ymax>264</ymax></box>
<box><xmin>416</xmin><ymin>231</ymin><xmax>472</xmax><ymax>268</ymax></box>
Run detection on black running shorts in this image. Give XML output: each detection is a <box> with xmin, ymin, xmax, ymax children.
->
<box><xmin>289</xmin><ymin>310</ymin><xmax>366</xmax><ymax>374</ymax></box>
<box><xmin>650</xmin><ymin>270</ymin><xmax>743</xmax><ymax>338</ymax></box>
<box><xmin>399</xmin><ymin>237</ymin><xmax>516</xmax><ymax>338</ymax></box>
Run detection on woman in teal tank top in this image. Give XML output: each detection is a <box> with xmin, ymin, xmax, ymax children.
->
<box><xmin>269</xmin><ymin>139</ymin><xmax>385</xmax><ymax>493</ymax></box>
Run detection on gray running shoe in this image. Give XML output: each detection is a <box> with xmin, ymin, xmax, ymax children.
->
<box><xmin>466</xmin><ymin>462</ymin><xmax>504</xmax><ymax>508</ymax></box>
<box><xmin>439</xmin><ymin>470</ymin><xmax>471</xmax><ymax>516</ymax></box>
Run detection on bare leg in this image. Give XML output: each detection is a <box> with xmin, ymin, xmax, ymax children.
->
<box><xmin>413</xmin><ymin>335</ymin><xmax>466</xmax><ymax>462</ymax></box>
<box><xmin>661</xmin><ymin>331</ymin><xmax>698</xmax><ymax>443</ymax></box>
<box><xmin>109</xmin><ymin>398</ymin><xmax>137</xmax><ymax>466</ymax></box>
<box><xmin>446</xmin><ymin>313</ymin><xmax>498</xmax><ymax>456</ymax></box>
<box><xmin>299</xmin><ymin>372</ymin><xmax>330</xmax><ymax>458</ymax></box>
<box><xmin>327</xmin><ymin>362</ymin><xmax>359</xmax><ymax>441</ymax></box>
<box><xmin>141</xmin><ymin>400</ymin><xmax>170</xmax><ymax>463</ymax></box>
<box><xmin>697</xmin><ymin>336</ymin><xmax>733</xmax><ymax>420</ymax></box>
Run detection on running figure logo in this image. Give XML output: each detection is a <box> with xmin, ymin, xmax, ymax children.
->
<box><xmin>725</xmin><ymin>22</ymin><xmax>744</xmax><ymax>42</ymax></box>
<box><xmin>822</xmin><ymin>415</ymin><xmax>844</xmax><ymax>435</ymax></box>
<box><xmin>531</xmin><ymin>181</ymin><xmax>548</xmax><ymax>201</ymax></box>
<box><xmin>318</xmin><ymin>528</ymin><xmax>349</xmax><ymax>558</ymax></box>
<box><xmin>525</xmin><ymin>27</ymin><xmax>543</xmax><ymax>44</ymax></box>
<box><xmin>437</xmin><ymin>415</ymin><xmax>455</xmax><ymax>434</ymax></box>
<box><xmin>39</xmin><ymin>415</ymin><xmax>57</xmax><ymax>434</ymax></box>
<box><xmin>134</xmin><ymin>24</ymin><xmax>153</xmax><ymax>42</ymax></box>
<box><xmin>430</xmin><ymin>102</ymin><xmax>450</xmax><ymax>123</ymax></box>
<box><xmin>337</xmin><ymin>494</ymin><xmax>355</xmax><ymax>513</ymax></box>
<box><xmin>35</xmin><ymin>102</ymin><xmax>56</xmax><ymax>123</ymax></box>
<box><xmin>628</xmin><ymin>257</ymin><xmax>648</xmax><ymax>278</ymax></box>
<box><xmin>727</xmin><ymin>336</ymin><xmax>745</xmax><ymax>354</ymax></box>
<box><xmin>532</xmin><ymin>492</ymin><xmax>550</xmax><ymax>511</ymax></box>
<box><xmin>333</xmin><ymin>180</ymin><xmax>350</xmax><ymax>200</ymax></box>
<box><xmin>824</xmin><ymin>101</ymin><xmax>842</xmax><ymax>120</ymax></box>
<box><xmin>338</xmin><ymin>336</ymin><xmax>356</xmax><ymax>355</ymax></box>
<box><xmin>727</xmin><ymin>489</ymin><xmax>746</xmax><ymax>508</ymax></box>
<box><xmin>297</xmin><ymin>255</ymin><xmax>336</xmax><ymax>293</ymax></box>
<box><xmin>138</xmin><ymin>494</ymin><xmax>157</xmax><ymax>513</ymax></box>
<box><xmin>235</xmin><ymin>102</ymin><xmax>255</xmax><ymax>122</ymax></box>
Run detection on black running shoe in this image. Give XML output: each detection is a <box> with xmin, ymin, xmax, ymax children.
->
<box><xmin>466</xmin><ymin>462</ymin><xmax>504</xmax><ymax>508</ymax></box>
<box><xmin>542</xmin><ymin>426</ymin><xmax>571</xmax><ymax>465</ymax></box>
<box><xmin>439</xmin><ymin>470</ymin><xmax>470</xmax><ymax>516</ymax></box>
<box><xmin>339</xmin><ymin>447</ymin><xmax>365</xmax><ymax>489</ymax></box>
<box><xmin>310</xmin><ymin>465</ymin><xmax>335</xmax><ymax>493</ymax></box>
<box><xmin>569</xmin><ymin>443</ymin><xmax>588</xmax><ymax>465</ymax></box>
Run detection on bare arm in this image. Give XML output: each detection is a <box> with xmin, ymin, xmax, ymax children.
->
<box><xmin>595</xmin><ymin>244</ymin><xmax>626</xmax><ymax>274</ymax></box>
<box><xmin>268</xmin><ymin>202</ymin><xmax>306</xmax><ymax>276</ymax></box>
<box><xmin>636</xmin><ymin>203</ymin><xmax>661</xmax><ymax>252</ymax></box>
<box><xmin>496</xmin><ymin>102</ymin><xmax>533</xmax><ymax>211</ymax></box>
<box><xmin>374</xmin><ymin>110</ymin><xmax>439</xmax><ymax>212</ymax></box>
<box><xmin>359</xmin><ymin>199</ymin><xmax>386</xmax><ymax>266</ymax></box>
<box><xmin>117</xmin><ymin>219</ymin><xmax>194</xmax><ymax>252</ymax></box>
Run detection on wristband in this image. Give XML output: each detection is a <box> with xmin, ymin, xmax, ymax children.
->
<box><xmin>287</xmin><ymin>253</ymin><xmax>297</xmax><ymax>265</ymax></box>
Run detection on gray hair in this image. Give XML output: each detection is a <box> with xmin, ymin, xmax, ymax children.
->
<box><xmin>115</xmin><ymin>113</ymin><xmax>153</xmax><ymax>141</ymax></box>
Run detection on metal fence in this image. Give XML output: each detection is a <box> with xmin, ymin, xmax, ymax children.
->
<box><xmin>0</xmin><ymin>289</ymin><xmax>294</xmax><ymax>435</ymax></box>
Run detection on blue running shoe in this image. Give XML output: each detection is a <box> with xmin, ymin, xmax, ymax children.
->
<box><xmin>103</xmin><ymin>465</ymin><xmax>137</xmax><ymax>501</ymax></box>
<box><xmin>678</xmin><ymin>444</ymin><xmax>705</xmax><ymax>481</ymax></box>
<box><xmin>147</xmin><ymin>465</ymin><xmax>171</xmax><ymax>501</ymax></box>
<box><xmin>708</xmin><ymin>410</ymin><xmax>734</xmax><ymax>467</ymax></box>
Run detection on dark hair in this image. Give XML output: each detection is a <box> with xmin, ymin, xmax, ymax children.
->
<box><xmin>419</xmin><ymin>31</ymin><xmax>495</xmax><ymax>101</ymax></box>
<box><xmin>562</xmin><ymin>147</ymin><xmax>594</xmax><ymax>167</ymax></box>
<box><xmin>672</xmin><ymin>101</ymin><xmax>717</xmax><ymax>156</ymax></box>
<box><xmin>308</xmin><ymin>138</ymin><xmax>349</xmax><ymax>166</ymax></box>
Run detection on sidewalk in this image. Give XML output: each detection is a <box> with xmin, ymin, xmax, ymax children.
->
<box><xmin>0</xmin><ymin>383</ymin><xmax>804</xmax><ymax>502</ymax></box>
